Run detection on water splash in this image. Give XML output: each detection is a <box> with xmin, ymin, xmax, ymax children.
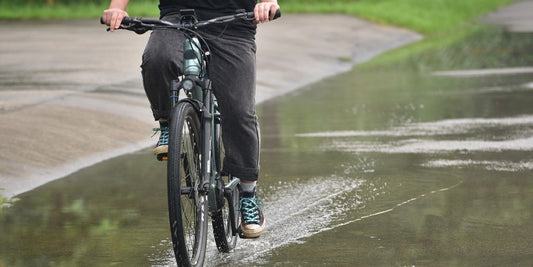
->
<box><xmin>220</xmin><ymin>176</ymin><xmax>365</xmax><ymax>265</ymax></box>
<box><xmin>150</xmin><ymin>176</ymin><xmax>366</xmax><ymax>266</ymax></box>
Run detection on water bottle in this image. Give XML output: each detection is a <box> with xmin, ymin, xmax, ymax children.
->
<box><xmin>183</xmin><ymin>37</ymin><xmax>202</xmax><ymax>76</ymax></box>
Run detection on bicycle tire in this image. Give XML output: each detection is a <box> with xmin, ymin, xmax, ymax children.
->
<box><xmin>167</xmin><ymin>102</ymin><xmax>208</xmax><ymax>267</ymax></box>
<box><xmin>212</xmin><ymin>122</ymin><xmax>240</xmax><ymax>252</ymax></box>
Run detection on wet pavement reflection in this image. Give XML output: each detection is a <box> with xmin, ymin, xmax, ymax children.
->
<box><xmin>1</xmin><ymin>27</ymin><xmax>533</xmax><ymax>266</ymax></box>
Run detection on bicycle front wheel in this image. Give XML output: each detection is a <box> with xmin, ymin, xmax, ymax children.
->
<box><xmin>167</xmin><ymin>102</ymin><xmax>208</xmax><ymax>267</ymax></box>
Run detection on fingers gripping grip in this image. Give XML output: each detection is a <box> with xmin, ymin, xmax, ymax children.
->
<box><xmin>245</xmin><ymin>9</ymin><xmax>282</xmax><ymax>20</ymax></box>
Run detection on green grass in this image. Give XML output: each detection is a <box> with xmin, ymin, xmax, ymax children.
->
<box><xmin>281</xmin><ymin>0</ymin><xmax>513</xmax><ymax>36</ymax></box>
<box><xmin>0</xmin><ymin>1</ymin><xmax>159</xmax><ymax>20</ymax></box>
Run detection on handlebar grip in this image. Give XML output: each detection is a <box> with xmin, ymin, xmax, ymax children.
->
<box><xmin>273</xmin><ymin>9</ymin><xmax>282</xmax><ymax>20</ymax></box>
<box><xmin>246</xmin><ymin>9</ymin><xmax>282</xmax><ymax>20</ymax></box>
<box><xmin>99</xmin><ymin>16</ymin><xmax>134</xmax><ymax>25</ymax></box>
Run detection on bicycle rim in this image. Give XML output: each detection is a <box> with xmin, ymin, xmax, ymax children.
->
<box><xmin>167</xmin><ymin>102</ymin><xmax>208</xmax><ymax>267</ymax></box>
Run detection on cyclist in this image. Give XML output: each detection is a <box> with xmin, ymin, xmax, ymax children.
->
<box><xmin>102</xmin><ymin>0</ymin><xmax>280</xmax><ymax>238</ymax></box>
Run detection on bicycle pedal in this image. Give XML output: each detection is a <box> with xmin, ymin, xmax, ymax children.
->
<box><xmin>157</xmin><ymin>154</ymin><xmax>168</xmax><ymax>161</ymax></box>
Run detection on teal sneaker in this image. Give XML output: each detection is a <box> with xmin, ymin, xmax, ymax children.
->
<box><xmin>239</xmin><ymin>191</ymin><xmax>265</xmax><ymax>238</ymax></box>
<box><xmin>153</xmin><ymin>126</ymin><xmax>169</xmax><ymax>161</ymax></box>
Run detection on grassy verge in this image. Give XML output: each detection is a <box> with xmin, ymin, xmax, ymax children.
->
<box><xmin>0</xmin><ymin>1</ymin><xmax>159</xmax><ymax>20</ymax></box>
<box><xmin>282</xmin><ymin>0</ymin><xmax>513</xmax><ymax>36</ymax></box>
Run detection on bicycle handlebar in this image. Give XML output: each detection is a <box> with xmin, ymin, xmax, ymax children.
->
<box><xmin>100</xmin><ymin>9</ymin><xmax>281</xmax><ymax>33</ymax></box>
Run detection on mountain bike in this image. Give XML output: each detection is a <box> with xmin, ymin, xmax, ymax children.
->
<box><xmin>102</xmin><ymin>8</ymin><xmax>280</xmax><ymax>267</ymax></box>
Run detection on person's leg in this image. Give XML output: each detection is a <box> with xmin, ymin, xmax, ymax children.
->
<box><xmin>206</xmin><ymin>33</ymin><xmax>265</xmax><ymax>237</ymax></box>
<box><xmin>208</xmin><ymin>34</ymin><xmax>260</xmax><ymax>180</ymax></box>
<box><xmin>141</xmin><ymin>14</ymin><xmax>184</xmax><ymax>159</ymax></box>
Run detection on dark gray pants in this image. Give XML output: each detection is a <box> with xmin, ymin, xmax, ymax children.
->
<box><xmin>141</xmin><ymin>14</ymin><xmax>260</xmax><ymax>180</ymax></box>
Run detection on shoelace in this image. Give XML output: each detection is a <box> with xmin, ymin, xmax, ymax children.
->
<box><xmin>240</xmin><ymin>197</ymin><xmax>262</xmax><ymax>224</ymax></box>
<box><xmin>152</xmin><ymin>127</ymin><xmax>169</xmax><ymax>145</ymax></box>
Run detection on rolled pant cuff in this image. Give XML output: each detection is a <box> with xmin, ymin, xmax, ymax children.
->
<box><xmin>223</xmin><ymin>162</ymin><xmax>259</xmax><ymax>181</ymax></box>
<box><xmin>152</xmin><ymin>109</ymin><xmax>170</xmax><ymax>121</ymax></box>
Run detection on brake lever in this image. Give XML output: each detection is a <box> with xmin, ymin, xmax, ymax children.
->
<box><xmin>130</xmin><ymin>26</ymin><xmax>149</xmax><ymax>35</ymax></box>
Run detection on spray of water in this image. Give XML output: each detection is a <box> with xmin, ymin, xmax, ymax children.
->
<box><xmin>150</xmin><ymin>176</ymin><xmax>367</xmax><ymax>266</ymax></box>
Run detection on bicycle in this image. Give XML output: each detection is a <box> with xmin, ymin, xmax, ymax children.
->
<box><xmin>102</xmin><ymin>8</ymin><xmax>280</xmax><ymax>267</ymax></box>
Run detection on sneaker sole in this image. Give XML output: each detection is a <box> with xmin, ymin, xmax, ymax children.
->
<box><xmin>240</xmin><ymin>218</ymin><xmax>266</xmax><ymax>238</ymax></box>
<box><xmin>153</xmin><ymin>145</ymin><xmax>168</xmax><ymax>161</ymax></box>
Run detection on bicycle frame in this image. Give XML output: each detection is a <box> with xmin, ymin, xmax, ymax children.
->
<box><xmin>102</xmin><ymin>9</ymin><xmax>280</xmax><ymax>262</ymax></box>
<box><xmin>170</xmin><ymin>29</ymin><xmax>240</xmax><ymax>222</ymax></box>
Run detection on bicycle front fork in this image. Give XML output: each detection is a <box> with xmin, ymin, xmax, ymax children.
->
<box><xmin>170</xmin><ymin>80</ymin><xmax>180</xmax><ymax>107</ymax></box>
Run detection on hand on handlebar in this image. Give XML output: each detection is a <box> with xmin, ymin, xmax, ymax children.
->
<box><xmin>254</xmin><ymin>2</ymin><xmax>280</xmax><ymax>24</ymax></box>
<box><xmin>100</xmin><ymin>8</ymin><xmax>281</xmax><ymax>33</ymax></box>
<box><xmin>102</xmin><ymin>8</ymin><xmax>129</xmax><ymax>32</ymax></box>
